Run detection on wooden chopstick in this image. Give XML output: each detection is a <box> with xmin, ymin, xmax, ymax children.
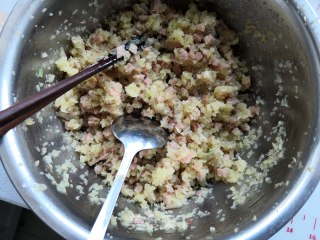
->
<box><xmin>0</xmin><ymin>54</ymin><xmax>122</xmax><ymax>137</ymax></box>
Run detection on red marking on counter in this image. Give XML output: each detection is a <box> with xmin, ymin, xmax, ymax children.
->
<box><xmin>309</xmin><ymin>234</ymin><xmax>316</xmax><ymax>240</ymax></box>
<box><xmin>286</xmin><ymin>227</ymin><xmax>293</xmax><ymax>233</ymax></box>
<box><xmin>314</xmin><ymin>218</ymin><xmax>317</xmax><ymax>231</ymax></box>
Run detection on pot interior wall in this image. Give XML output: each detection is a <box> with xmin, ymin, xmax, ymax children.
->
<box><xmin>3</xmin><ymin>0</ymin><xmax>319</xmax><ymax>239</ymax></box>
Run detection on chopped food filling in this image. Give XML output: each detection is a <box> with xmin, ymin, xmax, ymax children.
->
<box><xmin>54</xmin><ymin>0</ymin><xmax>259</xmax><ymax>210</ymax></box>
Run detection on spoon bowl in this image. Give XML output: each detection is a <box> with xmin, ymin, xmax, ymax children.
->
<box><xmin>88</xmin><ymin>115</ymin><xmax>168</xmax><ymax>240</ymax></box>
<box><xmin>112</xmin><ymin>115</ymin><xmax>168</xmax><ymax>150</ymax></box>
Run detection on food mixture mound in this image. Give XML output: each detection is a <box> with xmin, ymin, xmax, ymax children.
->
<box><xmin>54</xmin><ymin>0</ymin><xmax>259</xmax><ymax>209</ymax></box>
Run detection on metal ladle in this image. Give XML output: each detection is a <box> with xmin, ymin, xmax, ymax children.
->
<box><xmin>88</xmin><ymin>115</ymin><xmax>168</xmax><ymax>240</ymax></box>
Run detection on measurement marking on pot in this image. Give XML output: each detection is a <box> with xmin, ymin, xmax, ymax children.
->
<box><xmin>304</xmin><ymin>214</ymin><xmax>306</xmax><ymax>220</ymax></box>
<box><xmin>314</xmin><ymin>218</ymin><xmax>317</xmax><ymax>231</ymax></box>
<box><xmin>290</xmin><ymin>218</ymin><xmax>294</xmax><ymax>224</ymax></box>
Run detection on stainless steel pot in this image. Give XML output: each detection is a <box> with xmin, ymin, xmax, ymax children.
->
<box><xmin>1</xmin><ymin>0</ymin><xmax>320</xmax><ymax>239</ymax></box>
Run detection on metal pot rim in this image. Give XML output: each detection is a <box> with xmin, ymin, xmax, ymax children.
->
<box><xmin>1</xmin><ymin>0</ymin><xmax>320</xmax><ymax>239</ymax></box>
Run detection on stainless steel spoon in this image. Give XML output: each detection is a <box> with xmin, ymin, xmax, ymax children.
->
<box><xmin>88</xmin><ymin>115</ymin><xmax>168</xmax><ymax>240</ymax></box>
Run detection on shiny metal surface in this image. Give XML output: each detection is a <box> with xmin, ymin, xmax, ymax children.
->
<box><xmin>89</xmin><ymin>116</ymin><xmax>167</xmax><ymax>240</ymax></box>
<box><xmin>0</xmin><ymin>0</ymin><xmax>320</xmax><ymax>240</ymax></box>
<box><xmin>112</xmin><ymin>115</ymin><xmax>168</xmax><ymax>150</ymax></box>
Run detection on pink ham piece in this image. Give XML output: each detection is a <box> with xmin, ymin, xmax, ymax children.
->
<box><xmin>217</xmin><ymin>168</ymin><xmax>228</xmax><ymax>178</ymax></box>
<box><xmin>124</xmin><ymin>63</ymin><xmax>136</xmax><ymax>73</ymax></box>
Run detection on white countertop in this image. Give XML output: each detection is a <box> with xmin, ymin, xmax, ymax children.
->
<box><xmin>0</xmin><ymin>160</ymin><xmax>26</xmax><ymax>208</ymax></box>
<box><xmin>1</xmin><ymin>0</ymin><xmax>320</xmax><ymax>239</ymax></box>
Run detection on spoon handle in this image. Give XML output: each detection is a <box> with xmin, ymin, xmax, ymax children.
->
<box><xmin>88</xmin><ymin>147</ymin><xmax>138</xmax><ymax>240</ymax></box>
